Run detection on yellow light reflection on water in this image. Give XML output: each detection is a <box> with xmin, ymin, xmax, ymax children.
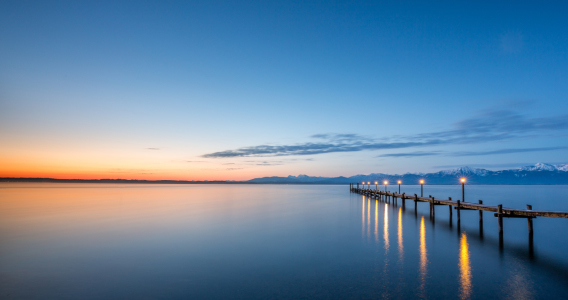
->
<box><xmin>367</xmin><ymin>197</ymin><xmax>371</xmax><ymax>238</ymax></box>
<box><xmin>459</xmin><ymin>232</ymin><xmax>472</xmax><ymax>300</ymax></box>
<box><xmin>384</xmin><ymin>203</ymin><xmax>389</xmax><ymax>251</ymax></box>
<box><xmin>375</xmin><ymin>200</ymin><xmax>379</xmax><ymax>242</ymax></box>
<box><xmin>398</xmin><ymin>207</ymin><xmax>403</xmax><ymax>261</ymax></box>
<box><xmin>362</xmin><ymin>196</ymin><xmax>365</xmax><ymax>237</ymax></box>
<box><xmin>419</xmin><ymin>216</ymin><xmax>428</xmax><ymax>296</ymax></box>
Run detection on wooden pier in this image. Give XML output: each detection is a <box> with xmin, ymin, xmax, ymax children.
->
<box><xmin>349</xmin><ymin>183</ymin><xmax>568</xmax><ymax>247</ymax></box>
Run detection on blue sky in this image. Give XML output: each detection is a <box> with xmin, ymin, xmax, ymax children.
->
<box><xmin>1</xmin><ymin>1</ymin><xmax>567</xmax><ymax>180</ymax></box>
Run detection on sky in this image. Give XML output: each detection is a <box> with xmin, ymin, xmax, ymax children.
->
<box><xmin>1</xmin><ymin>0</ymin><xmax>568</xmax><ymax>180</ymax></box>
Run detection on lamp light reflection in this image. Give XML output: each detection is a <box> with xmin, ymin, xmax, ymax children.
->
<box><xmin>459</xmin><ymin>232</ymin><xmax>472</xmax><ymax>300</ymax></box>
<box><xmin>362</xmin><ymin>196</ymin><xmax>365</xmax><ymax>237</ymax></box>
<box><xmin>375</xmin><ymin>200</ymin><xmax>379</xmax><ymax>242</ymax></box>
<box><xmin>419</xmin><ymin>216</ymin><xmax>428</xmax><ymax>297</ymax></box>
<box><xmin>384</xmin><ymin>203</ymin><xmax>389</xmax><ymax>251</ymax></box>
<box><xmin>398</xmin><ymin>207</ymin><xmax>403</xmax><ymax>261</ymax></box>
<box><xmin>367</xmin><ymin>197</ymin><xmax>371</xmax><ymax>238</ymax></box>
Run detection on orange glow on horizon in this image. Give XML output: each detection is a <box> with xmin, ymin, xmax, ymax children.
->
<box><xmin>0</xmin><ymin>154</ymin><xmax>328</xmax><ymax>181</ymax></box>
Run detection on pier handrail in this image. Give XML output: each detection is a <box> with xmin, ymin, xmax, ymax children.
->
<box><xmin>351</xmin><ymin>187</ymin><xmax>568</xmax><ymax>219</ymax></box>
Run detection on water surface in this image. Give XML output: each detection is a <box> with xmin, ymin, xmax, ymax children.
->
<box><xmin>1</xmin><ymin>183</ymin><xmax>568</xmax><ymax>299</ymax></box>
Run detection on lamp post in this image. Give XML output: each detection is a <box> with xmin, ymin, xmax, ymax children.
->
<box><xmin>367</xmin><ymin>182</ymin><xmax>370</xmax><ymax>189</ymax></box>
<box><xmin>398</xmin><ymin>180</ymin><xmax>401</xmax><ymax>193</ymax></box>
<box><xmin>461</xmin><ymin>178</ymin><xmax>466</xmax><ymax>202</ymax></box>
<box><xmin>361</xmin><ymin>182</ymin><xmax>364</xmax><ymax>190</ymax></box>
<box><xmin>420</xmin><ymin>180</ymin><xmax>424</xmax><ymax>197</ymax></box>
<box><xmin>375</xmin><ymin>181</ymin><xmax>378</xmax><ymax>191</ymax></box>
<box><xmin>384</xmin><ymin>180</ymin><xmax>388</xmax><ymax>192</ymax></box>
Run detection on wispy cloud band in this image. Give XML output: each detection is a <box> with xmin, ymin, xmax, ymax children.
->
<box><xmin>202</xmin><ymin>109</ymin><xmax>568</xmax><ymax>158</ymax></box>
<box><xmin>378</xmin><ymin>146</ymin><xmax>568</xmax><ymax>158</ymax></box>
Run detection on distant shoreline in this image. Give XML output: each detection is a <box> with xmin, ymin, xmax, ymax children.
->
<box><xmin>1</xmin><ymin>177</ymin><xmax>568</xmax><ymax>185</ymax></box>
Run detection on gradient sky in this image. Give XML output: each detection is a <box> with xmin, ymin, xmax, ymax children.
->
<box><xmin>1</xmin><ymin>1</ymin><xmax>568</xmax><ymax>180</ymax></box>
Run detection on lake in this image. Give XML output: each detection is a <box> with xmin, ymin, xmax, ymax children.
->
<box><xmin>1</xmin><ymin>183</ymin><xmax>568</xmax><ymax>299</ymax></box>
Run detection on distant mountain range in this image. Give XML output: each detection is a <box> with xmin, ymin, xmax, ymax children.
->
<box><xmin>246</xmin><ymin>163</ymin><xmax>568</xmax><ymax>185</ymax></box>
<box><xmin>2</xmin><ymin>163</ymin><xmax>568</xmax><ymax>185</ymax></box>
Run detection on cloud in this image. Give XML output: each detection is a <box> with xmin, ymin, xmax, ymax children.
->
<box><xmin>146</xmin><ymin>148</ymin><xmax>160</xmax><ymax>150</ymax></box>
<box><xmin>380</xmin><ymin>146</ymin><xmax>568</xmax><ymax>158</ymax></box>
<box><xmin>202</xmin><ymin>139</ymin><xmax>436</xmax><ymax>158</ymax></box>
<box><xmin>433</xmin><ymin>163</ymin><xmax>533</xmax><ymax>169</ymax></box>
<box><xmin>256</xmin><ymin>161</ymin><xmax>283</xmax><ymax>166</ymax></box>
<box><xmin>226</xmin><ymin>168</ymin><xmax>243</xmax><ymax>170</ymax></box>
<box><xmin>202</xmin><ymin>109</ymin><xmax>568</xmax><ymax>158</ymax></box>
<box><xmin>451</xmin><ymin>146</ymin><xmax>568</xmax><ymax>156</ymax></box>
<box><xmin>378</xmin><ymin>151</ymin><xmax>442</xmax><ymax>158</ymax></box>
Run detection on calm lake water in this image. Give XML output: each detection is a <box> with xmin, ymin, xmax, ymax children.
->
<box><xmin>1</xmin><ymin>183</ymin><xmax>568</xmax><ymax>299</ymax></box>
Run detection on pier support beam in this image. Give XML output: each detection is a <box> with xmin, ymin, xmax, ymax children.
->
<box><xmin>449</xmin><ymin>197</ymin><xmax>453</xmax><ymax>227</ymax></box>
<box><xmin>498</xmin><ymin>204</ymin><xmax>503</xmax><ymax>248</ymax></box>
<box><xmin>527</xmin><ymin>204</ymin><xmax>534</xmax><ymax>258</ymax></box>
<box><xmin>479</xmin><ymin>200</ymin><xmax>484</xmax><ymax>239</ymax></box>
<box><xmin>527</xmin><ymin>204</ymin><xmax>533</xmax><ymax>237</ymax></box>
<box><xmin>414</xmin><ymin>194</ymin><xmax>418</xmax><ymax>217</ymax></box>
<box><xmin>457</xmin><ymin>200</ymin><xmax>461</xmax><ymax>230</ymax></box>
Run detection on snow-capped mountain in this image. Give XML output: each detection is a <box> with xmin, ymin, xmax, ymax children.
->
<box><xmin>246</xmin><ymin>163</ymin><xmax>568</xmax><ymax>184</ymax></box>
<box><xmin>439</xmin><ymin>166</ymin><xmax>489</xmax><ymax>176</ymax></box>
<box><xmin>519</xmin><ymin>163</ymin><xmax>568</xmax><ymax>172</ymax></box>
<box><xmin>519</xmin><ymin>163</ymin><xmax>557</xmax><ymax>172</ymax></box>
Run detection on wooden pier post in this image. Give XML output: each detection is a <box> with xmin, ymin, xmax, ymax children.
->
<box><xmin>479</xmin><ymin>200</ymin><xmax>484</xmax><ymax>239</ymax></box>
<box><xmin>414</xmin><ymin>194</ymin><xmax>418</xmax><ymax>217</ymax></box>
<box><xmin>448</xmin><ymin>197</ymin><xmax>453</xmax><ymax>226</ymax></box>
<box><xmin>457</xmin><ymin>200</ymin><xmax>461</xmax><ymax>225</ymax></box>
<box><xmin>527</xmin><ymin>204</ymin><xmax>533</xmax><ymax>236</ymax></box>
<box><xmin>402</xmin><ymin>193</ymin><xmax>405</xmax><ymax>210</ymax></box>
<box><xmin>498</xmin><ymin>204</ymin><xmax>503</xmax><ymax>246</ymax></box>
<box><xmin>431</xmin><ymin>197</ymin><xmax>435</xmax><ymax>219</ymax></box>
<box><xmin>527</xmin><ymin>204</ymin><xmax>534</xmax><ymax>258</ymax></box>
